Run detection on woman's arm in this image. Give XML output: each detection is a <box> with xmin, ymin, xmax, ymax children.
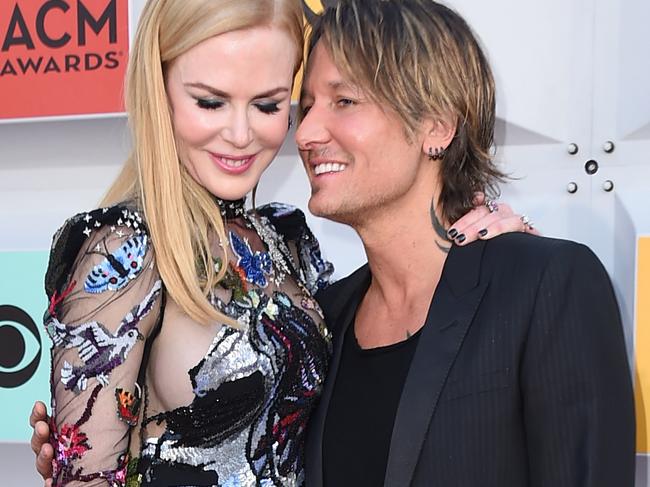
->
<box><xmin>41</xmin><ymin>208</ymin><xmax>162</xmax><ymax>486</ymax></box>
<box><xmin>447</xmin><ymin>193</ymin><xmax>539</xmax><ymax>246</ymax></box>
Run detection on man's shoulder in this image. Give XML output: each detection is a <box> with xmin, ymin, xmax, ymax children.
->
<box><xmin>481</xmin><ymin>232</ymin><xmax>602</xmax><ymax>277</ymax></box>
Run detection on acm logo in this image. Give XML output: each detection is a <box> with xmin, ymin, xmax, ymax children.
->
<box><xmin>0</xmin><ymin>305</ymin><xmax>42</xmax><ymax>389</ymax></box>
<box><xmin>1</xmin><ymin>0</ymin><xmax>121</xmax><ymax>76</ymax></box>
<box><xmin>0</xmin><ymin>0</ymin><xmax>129</xmax><ymax>119</ymax></box>
<box><xmin>2</xmin><ymin>0</ymin><xmax>118</xmax><ymax>50</ymax></box>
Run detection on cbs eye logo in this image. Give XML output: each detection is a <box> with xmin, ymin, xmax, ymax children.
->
<box><xmin>0</xmin><ymin>305</ymin><xmax>42</xmax><ymax>388</ymax></box>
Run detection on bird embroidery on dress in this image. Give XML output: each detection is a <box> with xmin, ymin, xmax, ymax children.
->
<box><xmin>84</xmin><ymin>235</ymin><xmax>148</xmax><ymax>293</ymax></box>
<box><xmin>46</xmin><ymin>280</ymin><xmax>162</xmax><ymax>393</ymax></box>
<box><xmin>229</xmin><ymin>231</ymin><xmax>273</xmax><ymax>288</ymax></box>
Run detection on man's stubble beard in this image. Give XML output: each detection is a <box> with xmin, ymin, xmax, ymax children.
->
<box><xmin>308</xmin><ymin>180</ymin><xmax>406</xmax><ymax>228</ymax></box>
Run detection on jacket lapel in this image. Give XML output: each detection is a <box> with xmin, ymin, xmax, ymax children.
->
<box><xmin>384</xmin><ymin>241</ymin><xmax>488</xmax><ymax>487</ymax></box>
<box><xmin>305</xmin><ymin>265</ymin><xmax>371</xmax><ymax>487</ymax></box>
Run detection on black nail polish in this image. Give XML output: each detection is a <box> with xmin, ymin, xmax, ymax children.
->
<box><xmin>456</xmin><ymin>234</ymin><xmax>466</xmax><ymax>243</ymax></box>
<box><xmin>478</xmin><ymin>229</ymin><xmax>488</xmax><ymax>237</ymax></box>
<box><xmin>448</xmin><ymin>228</ymin><xmax>458</xmax><ymax>238</ymax></box>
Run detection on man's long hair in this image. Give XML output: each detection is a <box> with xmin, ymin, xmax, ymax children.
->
<box><xmin>307</xmin><ymin>0</ymin><xmax>505</xmax><ymax>223</ymax></box>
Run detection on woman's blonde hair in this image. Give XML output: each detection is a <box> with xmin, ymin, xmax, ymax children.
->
<box><xmin>102</xmin><ymin>0</ymin><xmax>304</xmax><ymax>328</ymax></box>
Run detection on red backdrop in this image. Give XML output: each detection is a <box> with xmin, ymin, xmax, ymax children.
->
<box><xmin>0</xmin><ymin>0</ymin><xmax>129</xmax><ymax>120</ymax></box>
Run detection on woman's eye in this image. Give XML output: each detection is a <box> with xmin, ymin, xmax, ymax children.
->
<box><xmin>255</xmin><ymin>102</ymin><xmax>280</xmax><ymax>114</ymax></box>
<box><xmin>196</xmin><ymin>98</ymin><xmax>224</xmax><ymax>110</ymax></box>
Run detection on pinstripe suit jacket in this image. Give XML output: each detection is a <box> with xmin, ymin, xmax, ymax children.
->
<box><xmin>307</xmin><ymin>233</ymin><xmax>635</xmax><ymax>487</ymax></box>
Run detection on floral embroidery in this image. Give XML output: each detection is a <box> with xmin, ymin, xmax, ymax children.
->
<box><xmin>216</xmin><ymin>256</ymin><xmax>252</xmax><ymax>304</ymax></box>
<box><xmin>50</xmin><ymin>384</ymin><xmax>101</xmax><ymax>484</ymax></box>
<box><xmin>54</xmin><ymin>423</ymin><xmax>90</xmax><ymax>467</ymax></box>
<box><xmin>103</xmin><ymin>453</ymin><xmax>129</xmax><ymax>486</ymax></box>
<box><xmin>84</xmin><ymin>235</ymin><xmax>148</xmax><ymax>293</ymax></box>
<box><xmin>229</xmin><ymin>231</ymin><xmax>272</xmax><ymax>287</ymax></box>
<box><xmin>48</xmin><ymin>280</ymin><xmax>77</xmax><ymax>319</ymax></box>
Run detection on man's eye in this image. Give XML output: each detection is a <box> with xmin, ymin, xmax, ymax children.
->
<box><xmin>196</xmin><ymin>98</ymin><xmax>223</xmax><ymax>110</ymax></box>
<box><xmin>256</xmin><ymin>102</ymin><xmax>280</xmax><ymax>114</ymax></box>
<box><xmin>337</xmin><ymin>98</ymin><xmax>355</xmax><ymax>107</ymax></box>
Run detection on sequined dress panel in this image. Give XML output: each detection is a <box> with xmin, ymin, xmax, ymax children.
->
<box><xmin>44</xmin><ymin>202</ymin><xmax>333</xmax><ymax>487</ymax></box>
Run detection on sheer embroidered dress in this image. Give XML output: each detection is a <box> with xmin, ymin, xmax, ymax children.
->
<box><xmin>44</xmin><ymin>200</ymin><xmax>333</xmax><ymax>486</ymax></box>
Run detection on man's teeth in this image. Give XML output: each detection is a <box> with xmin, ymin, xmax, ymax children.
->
<box><xmin>313</xmin><ymin>162</ymin><xmax>346</xmax><ymax>176</ymax></box>
<box><xmin>219</xmin><ymin>157</ymin><xmax>248</xmax><ymax>168</ymax></box>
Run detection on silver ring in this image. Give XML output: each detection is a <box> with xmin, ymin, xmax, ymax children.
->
<box><xmin>521</xmin><ymin>214</ymin><xmax>533</xmax><ymax>229</ymax></box>
<box><xmin>485</xmin><ymin>199</ymin><xmax>499</xmax><ymax>213</ymax></box>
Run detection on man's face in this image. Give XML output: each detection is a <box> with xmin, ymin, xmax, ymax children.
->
<box><xmin>295</xmin><ymin>43</ymin><xmax>426</xmax><ymax>225</ymax></box>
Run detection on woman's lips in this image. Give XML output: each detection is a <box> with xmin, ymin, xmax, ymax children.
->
<box><xmin>209</xmin><ymin>152</ymin><xmax>257</xmax><ymax>175</ymax></box>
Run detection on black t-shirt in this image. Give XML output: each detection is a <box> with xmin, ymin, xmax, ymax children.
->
<box><xmin>323</xmin><ymin>322</ymin><xmax>422</xmax><ymax>487</ymax></box>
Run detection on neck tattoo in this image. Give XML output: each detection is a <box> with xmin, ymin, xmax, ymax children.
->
<box><xmin>430</xmin><ymin>199</ymin><xmax>452</xmax><ymax>253</ymax></box>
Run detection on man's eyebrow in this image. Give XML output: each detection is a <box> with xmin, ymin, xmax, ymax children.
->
<box><xmin>184</xmin><ymin>83</ymin><xmax>289</xmax><ymax>99</ymax></box>
<box><xmin>299</xmin><ymin>79</ymin><xmax>356</xmax><ymax>99</ymax></box>
<box><xmin>327</xmin><ymin>80</ymin><xmax>350</xmax><ymax>90</ymax></box>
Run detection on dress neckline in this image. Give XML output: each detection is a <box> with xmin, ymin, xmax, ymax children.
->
<box><xmin>215</xmin><ymin>197</ymin><xmax>247</xmax><ymax>220</ymax></box>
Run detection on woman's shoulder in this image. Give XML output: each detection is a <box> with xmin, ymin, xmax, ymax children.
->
<box><xmin>254</xmin><ymin>202</ymin><xmax>334</xmax><ymax>294</ymax></box>
<box><xmin>45</xmin><ymin>202</ymin><xmax>152</xmax><ymax>299</ymax></box>
<box><xmin>254</xmin><ymin>202</ymin><xmax>309</xmax><ymax>240</ymax></box>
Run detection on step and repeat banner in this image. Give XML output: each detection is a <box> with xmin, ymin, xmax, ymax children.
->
<box><xmin>0</xmin><ymin>252</ymin><xmax>50</xmax><ymax>441</ymax></box>
<box><xmin>0</xmin><ymin>0</ymin><xmax>130</xmax><ymax>121</ymax></box>
<box><xmin>1</xmin><ymin>3</ymin><xmax>650</xmax><ymax>478</ymax></box>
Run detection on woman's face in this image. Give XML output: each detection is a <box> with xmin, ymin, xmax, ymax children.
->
<box><xmin>165</xmin><ymin>26</ymin><xmax>296</xmax><ymax>200</ymax></box>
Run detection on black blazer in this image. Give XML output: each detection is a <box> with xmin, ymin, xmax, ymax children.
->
<box><xmin>308</xmin><ymin>233</ymin><xmax>635</xmax><ymax>487</ymax></box>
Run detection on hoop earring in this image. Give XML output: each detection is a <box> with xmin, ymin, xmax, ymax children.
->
<box><xmin>428</xmin><ymin>146</ymin><xmax>446</xmax><ymax>160</ymax></box>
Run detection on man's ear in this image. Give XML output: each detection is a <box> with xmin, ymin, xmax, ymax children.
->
<box><xmin>421</xmin><ymin>115</ymin><xmax>457</xmax><ymax>159</ymax></box>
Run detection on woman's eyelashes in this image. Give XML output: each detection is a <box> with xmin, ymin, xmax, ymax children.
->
<box><xmin>194</xmin><ymin>97</ymin><xmax>281</xmax><ymax>114</ymax></box>
<box><xmin>254</xmin><ymin>102</ymin><xmax>280</xmax><ymax>114</ymax></box>
<box><xmin>196</xmin><ymin>97</ymin><xmax>224</xmax><ymax>110</ymax></box>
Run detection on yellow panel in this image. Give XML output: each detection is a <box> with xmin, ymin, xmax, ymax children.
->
<box><xmin>291</xmin><ymin>1</ymin><xmax>326</xmax><ymax>101</ymax></box>
<box><xmin>635</xmin><ymin>237</ymin><xmax>650</xmax><ymax>452</ymax></box>
<box><xmin>291</xmin><ymin>60</ymin><xmax>306</xmax><ymax>102</ymax></box>
<box><xmin>304</xmin><ymin>0</ymin><xmax>325</xmax><ymax>11</ymax></box>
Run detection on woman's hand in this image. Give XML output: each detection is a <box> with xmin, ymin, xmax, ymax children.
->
<box><xmin>448</xmin><ymin>193</ymin><xmax>540</xmax><ymax>246</ymax></box>
<box><xmin>29</xmin><ymin>401</ymin><xmax>54</xmax><ymax>485</ymax></box>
